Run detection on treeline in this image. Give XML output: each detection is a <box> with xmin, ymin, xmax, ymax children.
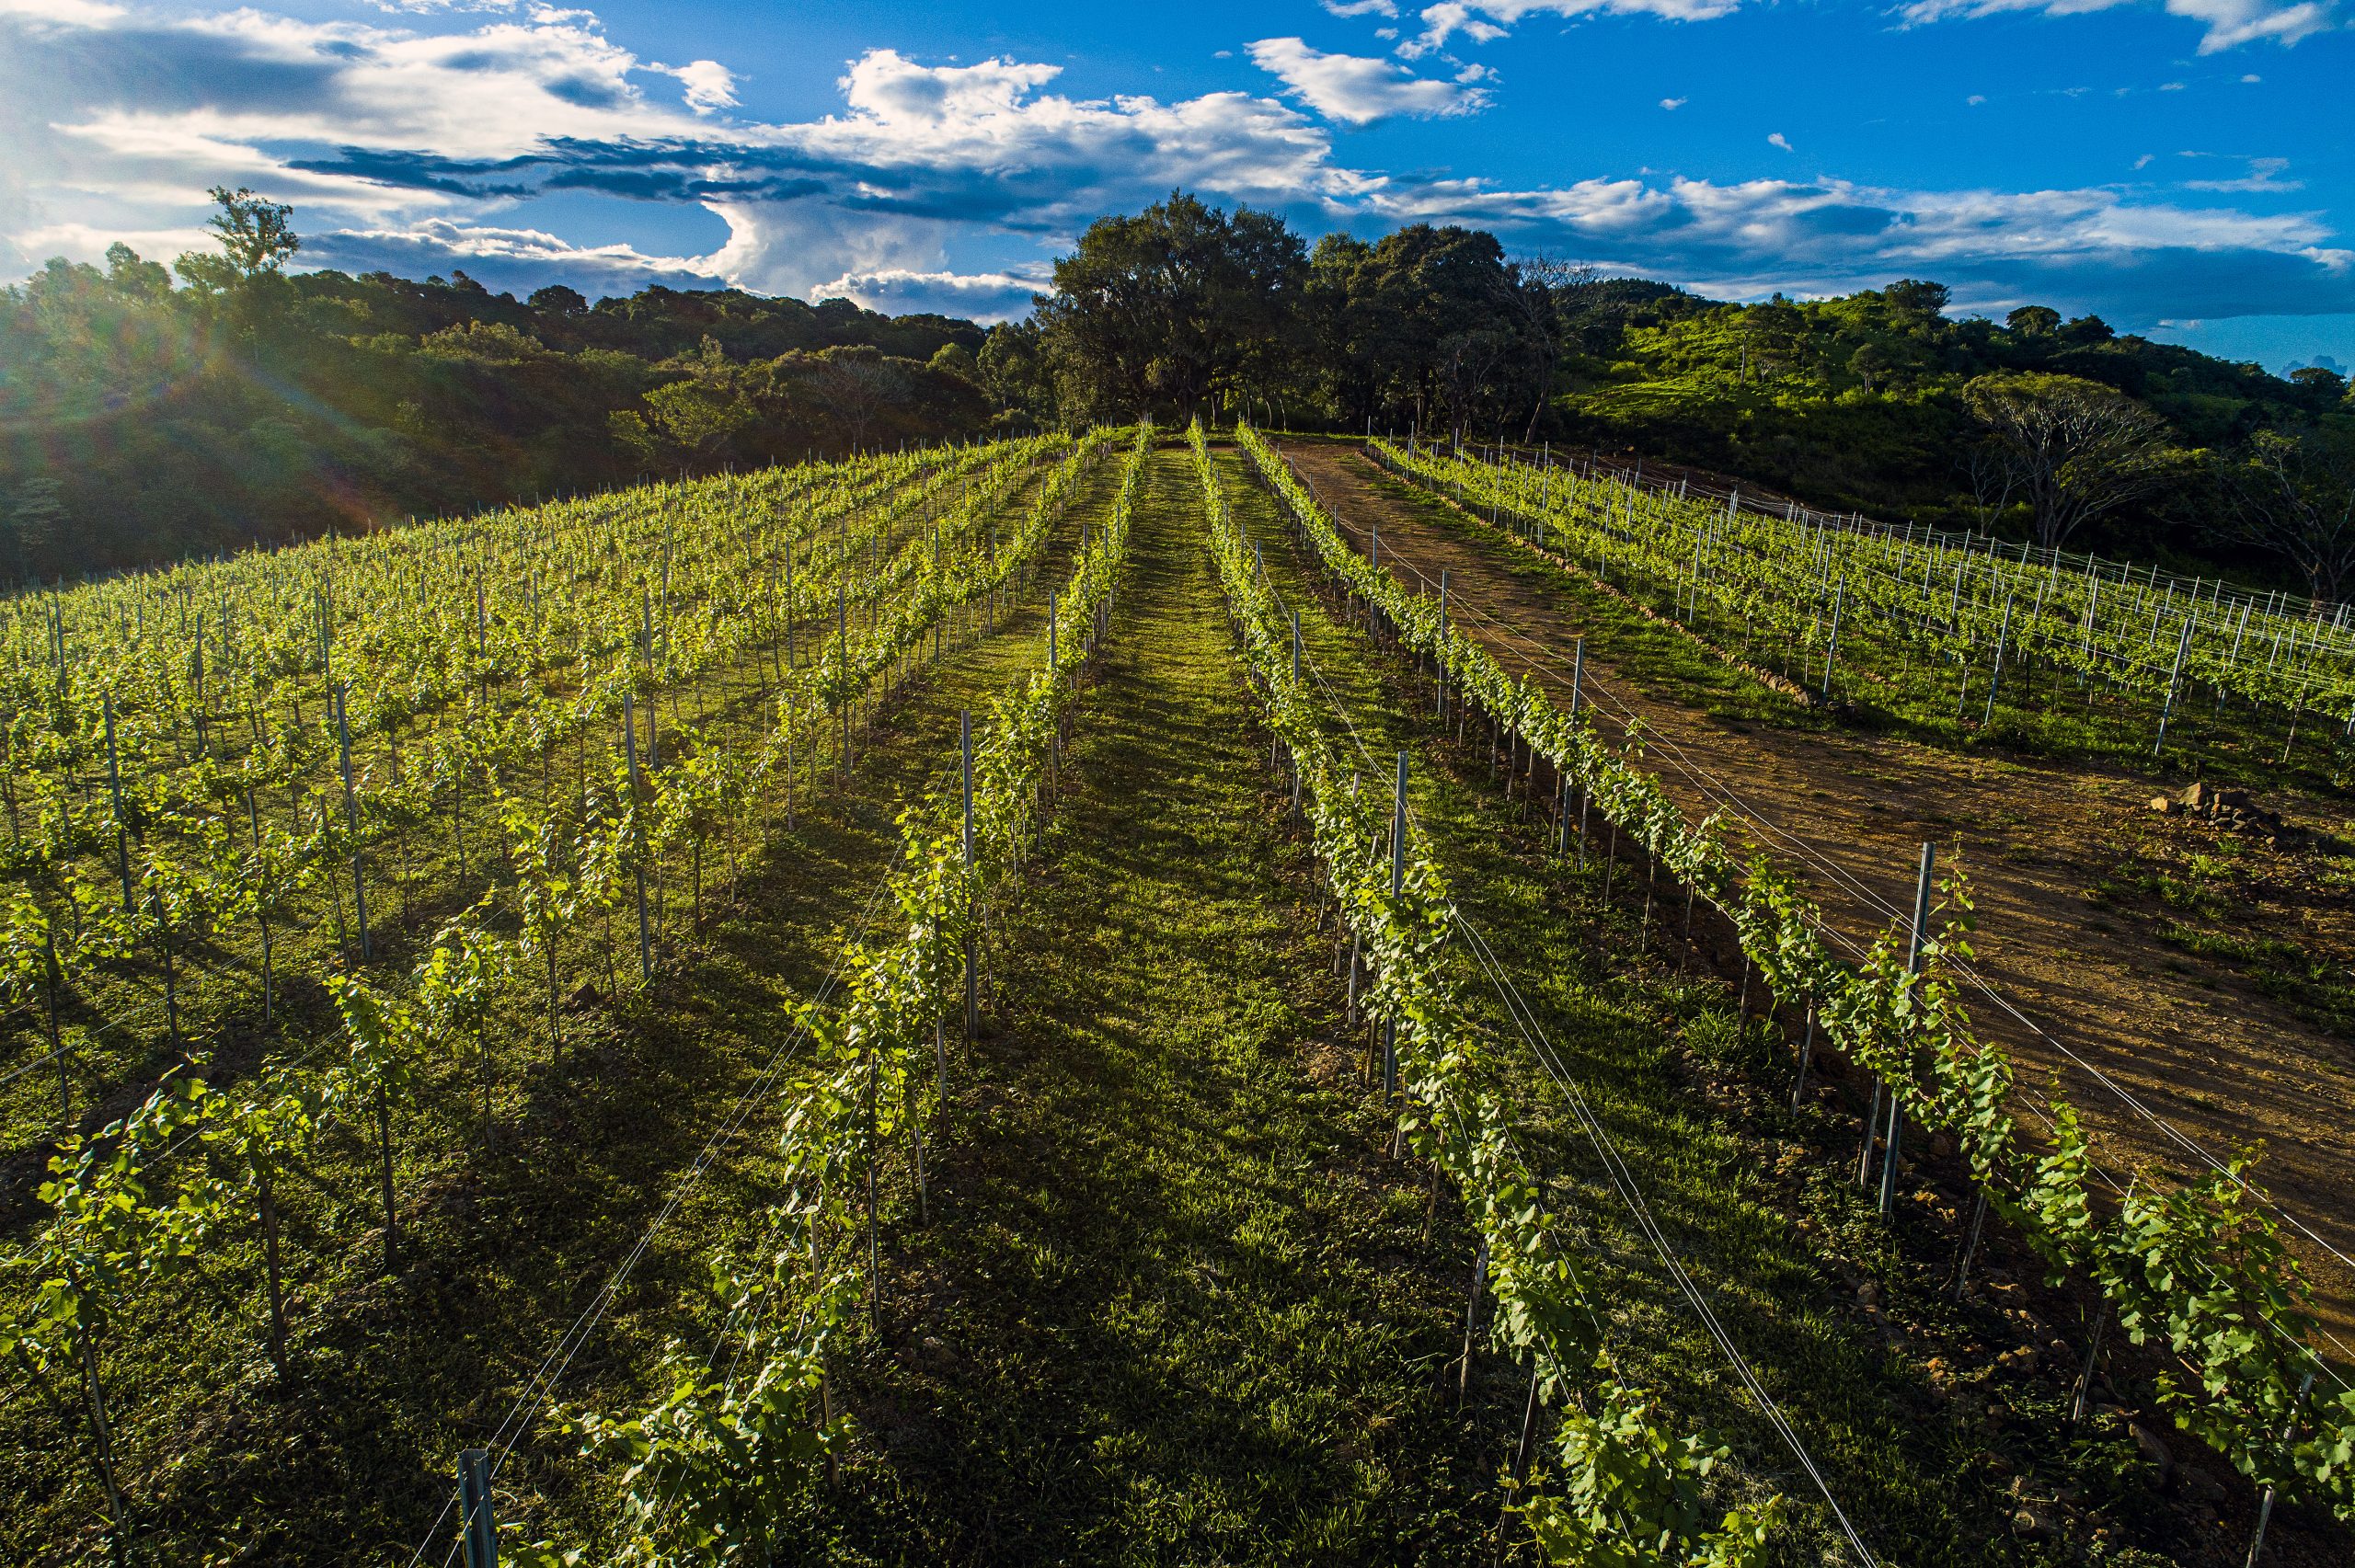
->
<box><xmin>0</xmin><ymin>190</ymin><xmax>999</xmax><ymax>581</ymax></box>
<box><xmin>1001</xmin><ymin>193</ymin><xmax>2355</xmax><ymax>593</ymax></box>
<box><xmin>10</xmin><ymin>187</ymin><xmax>2354</xmax><ymax>590</ymax></box>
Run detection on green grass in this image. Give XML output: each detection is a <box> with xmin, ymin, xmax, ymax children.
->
<box><xmin>813</xmin><ymin>448</ymin><xmax>1510</xmax><ymax>1564</ymax></box>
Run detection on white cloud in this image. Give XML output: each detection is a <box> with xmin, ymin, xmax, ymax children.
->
<box><xmin>1767</xmin><ymin>131</ymin><xmax>1793</xmax><ymax>151</ymax></box>
<box><xmin>1246</xmin><ymin>37</ymin><xmax>1491</xmax><ymax>124</ymax></box>
<box><xmin>0</xmin><ymin>1</ymin><xmax>2346</xmax><ymax>326</ymax></box>
<box><xmin>1660</xmin><ymin>95</ymin><xmax>1686</xmax><ymax>109</ymax></box>
<box><xmin>2183</xmin><ymin>154</ymin><xmax>2302</xmax><ymax>190</ymax></box>
<box><xmin>1322</xmin><ymin>0</ymin><xmax>1400</xmax><ymax>14</ymax></box>
<box><xmin>1967</xmin><ymin>93</ymin><xmax>1986</xmax><ymax>103</ymax></box>
<box><xmin>656</xmin><ymin>58</ymin><xmax>737</xmax><ymax>114</ymax></box>
<box><xmin>2159</xmin><ymin>78</ymin><xmax>2187</xmax><ymax>87</ymax></box>
<box><xmin>2242</xmin><ymin>70</ymin><xmax>2264</xmax><ymax>78</ymax></box>
<box><xmin>1400</xmin><ymin>0</ymin><xmax>1743</xmax><ymax>58</ymax></box>
<box><xmin>817</xmin><ymin>266</ymin><xmax>1049</xmax><ymax>321</ymax></box>
<box><xmin>0</xmin><ymin>0</ymin><xmax>126</xmax><ymax>24</ymax></box>
<box><xmin>1898</xmin><ymin>0</ymin><xmax>2335</xmax><ymax>55</ymax></box>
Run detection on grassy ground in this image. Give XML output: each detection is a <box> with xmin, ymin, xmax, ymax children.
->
<box><xmin>813</xmin><ymin>447</ymin><xmax>1511</xmax><ymax>1564</ymax></box>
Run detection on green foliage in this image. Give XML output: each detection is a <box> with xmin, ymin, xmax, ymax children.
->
<box><xmin>1522</xmin><ymin>1381</ymin><xmax>1781</xmax><ymax>1567</ymax></box>
<box><xmin>1037</xmin><ymin>191</ymin><xmax>1305</xmax><ymax>421</ymax></box>
<box><xmin>1240</xmin><ymin>418</ymin><xmax>2355</xmax><ymax>1529</ymax></box>
<box><xmin>1</xmin><ymin>220</ymin><xmax>996</xmax><ymax>579</ymax></box>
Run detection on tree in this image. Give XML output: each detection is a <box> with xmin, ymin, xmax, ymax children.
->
<box><xmin>926</xmin><ymin>342</ymin><xmax>979</xmax><ymax>383</ymax></box>
<box><xmin>1964</xmin><ymin>372</ymin><xmax>2176</xmax><ymax>549</ymax></box>
<box><xmin>2005</xmin><ymin>305</ymin><xmax>2061</xmax><ymax>338</ymax></box>
<box><xmin>1035</xmin><ymin>190</ymin><xmax>1306</xmax><ymax>422</ymax></box>
<box><xmin>530</xmin><ymin>284</ymin><xmax>590</xmax><ymax>317</ymax></box>
<box><xmin>612</xmin><ymin>338</ymin><xmax>755</xmax><ymax>465</ymax></box>
<box><xmin>103</xmin><ymin>244</ymin><xmax>171</xmax><ymax>301</ymax></box>
<box><xmin>1959</xmin><ymin>441</ymin><xmax>2016</xmax><ymax>532</ymax></box>
<box><xmin>2223</xmin><ymin>427</ymin><xmax>2355</xmax><ymax>601</ymax></box>
<box><xmin>976</xmin><ymin>320</ymin><xmax>1054</xmax><ymax>425</ymax></box>
<box><xmin>1503</xmin><ymin>255</ymin><xmax>1576</xmax><ymax>441</ymax></box>
<box><xmin>1882</xmin><ymin>279</ymin><xmax>1951</xmax><ymax>326</ymax></box>
<box><xmin>1847</xmin><ymin>342</ymin><xmax>1892</xmax><ymax>394</ymax></box>
<box><xmin>4</xmin><ymin>477</ymin><xmax>66</xmax><ymax>584</ymax></box>
<box><xmin>1738</xmin><ymin>294</ymin><xmax>1804</xmax><ymax>383</ymax></box>
<box><xmin>809</xmin><ymin>347</ymin><xmax>906</xmax><ymax>450</ymax></box>
<box><xmin>174</xmin><ymin>187</ymin><xmax>300</xmax><ymax>294</ymax></box>
<box><xmin>1316</xmin><ymin>223</ymin><xmax>1517</xmax><ymax>436</ymax></box>
<box><xmin>2287</xmin><ymin>365</ymin><xmax>2348</xmax><ymax>408</ymax></box>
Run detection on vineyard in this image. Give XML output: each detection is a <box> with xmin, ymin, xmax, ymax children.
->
<box><xmin>2</xmin><ymin>427</ymin><xmax>2350</xmax><ymax>1567</ymax></box>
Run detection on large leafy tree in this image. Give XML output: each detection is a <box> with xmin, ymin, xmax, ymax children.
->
<box><xmin>174</xmin><ymin>187</ymin><xmax>301</xmax><ymax>295</ymax></box>
<box><xmin>1035</xmin><ymin>190</ymin><xmax>1306</xmax><ymax>422</ymax></box>
<box><xmin>1304</xmin><ymin>223</ymin><xmax>1545</xmax><ymax>440</ymax></box>
<box><xmin>1964</xmin><ymin>371</ymin><xmax>2179</xmax><ymax>549</ymax></box>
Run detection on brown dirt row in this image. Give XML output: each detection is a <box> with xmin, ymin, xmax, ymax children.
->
<box><xmin>1279</xmin><ymin>440</ymin><xmax>2355</xmax><ymax>1343</ymax></box>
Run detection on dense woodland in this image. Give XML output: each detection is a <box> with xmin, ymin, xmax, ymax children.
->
<box><xmin>6</xmin><ymin>188</ymin><xmax>2353</xmax><ymax>590</ymax></box>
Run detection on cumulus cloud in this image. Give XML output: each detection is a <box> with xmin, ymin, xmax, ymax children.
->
<box><xmin>308</xmin><ymin>216</ymin><xmax>718</xmax><ymax>292</ymax></box>
<box><xmin>0</xmin><ymin>1</ymin><xmax>2347</xmax><ymax>326</ymax></box>
<box><xmin>1246</xmin><ymin>37</ymin><xmax>1492</xmax><ymax>123</ymax></box>
<box><xmin>1767</xmin><ymin>131</ymin><xmax>1793</xmax><ymax>150</ymax></box>
<box><xmin>1660</xmin><ymin>95</ymin><xmax>1686</xmax><ymax>109</ymax></box>
<box><xmin>1898</xmin><ymin>0</ymin><xmax>2335</xmax><ymax>54</ymax></box>
<box><xmin>657</xmin><ymin>58</ymin><xmax>738</xmax><ymax>114</ymax></box>
<box><xmin>1321</xmin><ymin>0</ymin><xmax>1399</xmax><ymax>14</ymax></box>
<box><xmin>816</xmin><ymin>266</ymin><xmax>1049</xmax><ymax>321</ymax></box>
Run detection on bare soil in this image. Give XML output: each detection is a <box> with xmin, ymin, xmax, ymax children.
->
<box><xmin>1281</xmin><ymin>440</ymin><xmax>2355</xmax><ymax>1342</ymax></box>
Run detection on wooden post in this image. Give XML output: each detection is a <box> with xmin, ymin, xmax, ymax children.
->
<box><xmin>1436</xmin><ymin>571</ymin><xmax>1450</xmax><ymax>718</ymax></box>
<box><xmin>1457</xmin><ymin>1237</ymin><xmax>1488</xmax><ymax>1404</ymax></box>
<box><xmin>1790</xmin><ymin>1005</ymin><xmax>1816</xmax><ymax>1108</ymax></box>
<box><xmin>103</xmin><ymin>695</ymin><xmax>132</xmax><ymax>915</ymax></box>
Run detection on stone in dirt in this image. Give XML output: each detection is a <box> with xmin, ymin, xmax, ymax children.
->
<box><xmin>2149</xmin><ymin>795</ymin><xmax>2179</xmax><ymax>815</ymax></box>
<box><xmin>2128</xmin><ymin>1421</ymin><xmax>2174</xmax><ymax>1485</ymax></box>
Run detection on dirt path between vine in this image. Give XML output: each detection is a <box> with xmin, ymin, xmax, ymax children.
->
<box><xmin>1279</xmin><ymin>440</ymin><xmax>2355</xmax><ymax>1343</ymax></box>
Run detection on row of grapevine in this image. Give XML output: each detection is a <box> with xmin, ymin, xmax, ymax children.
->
<box><xmin>0</xmin><ymin>431</ymin><xmax>1114</xmax><ymax>1557</ymax></box>
<box><xmin>1240</xmin><ymin>422</ymin><xmax>2355</xmax><ymax>1527</ymax></box>
<box><xmin>1370</xmin><ymin>438</ymin><xmax>2355</xmax><ymax>744</ymax></box>
<box><xmin>1193</xmin><ymin>422</ymin><xmax>1783</xmax><ymax>1565</ymax></box>
<box><xmin>548</xmin><ymin>425</ymin><xmax>1153</xmax><ymax>1566</ymax></box>
<box><xmin>0</xmin><ymin>438</ymin><xmax>1058</xmax><ymax>1134</ymax></box>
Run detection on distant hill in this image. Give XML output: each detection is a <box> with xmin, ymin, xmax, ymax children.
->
<box><xmin>1</xmin><ymin>256</ymin><xmax>1003</xmax><ymax>582</ymax></box>
<box><xmin>1540</xmin><ymin>278</ymin><xmax>2353</xmax><ymax>571</ymax></box>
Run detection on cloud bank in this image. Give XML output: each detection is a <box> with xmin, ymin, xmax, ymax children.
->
<box><xmin>0</xmin><ymin>2</ymin><xmax>2345</xmax><ymax>326</ymax></box>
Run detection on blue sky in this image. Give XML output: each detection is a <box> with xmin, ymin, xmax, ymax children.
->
<box><xmin>2</xmin><ymin>0</ymin><xmax>2347</xmax><ymax>371</ymax></box>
